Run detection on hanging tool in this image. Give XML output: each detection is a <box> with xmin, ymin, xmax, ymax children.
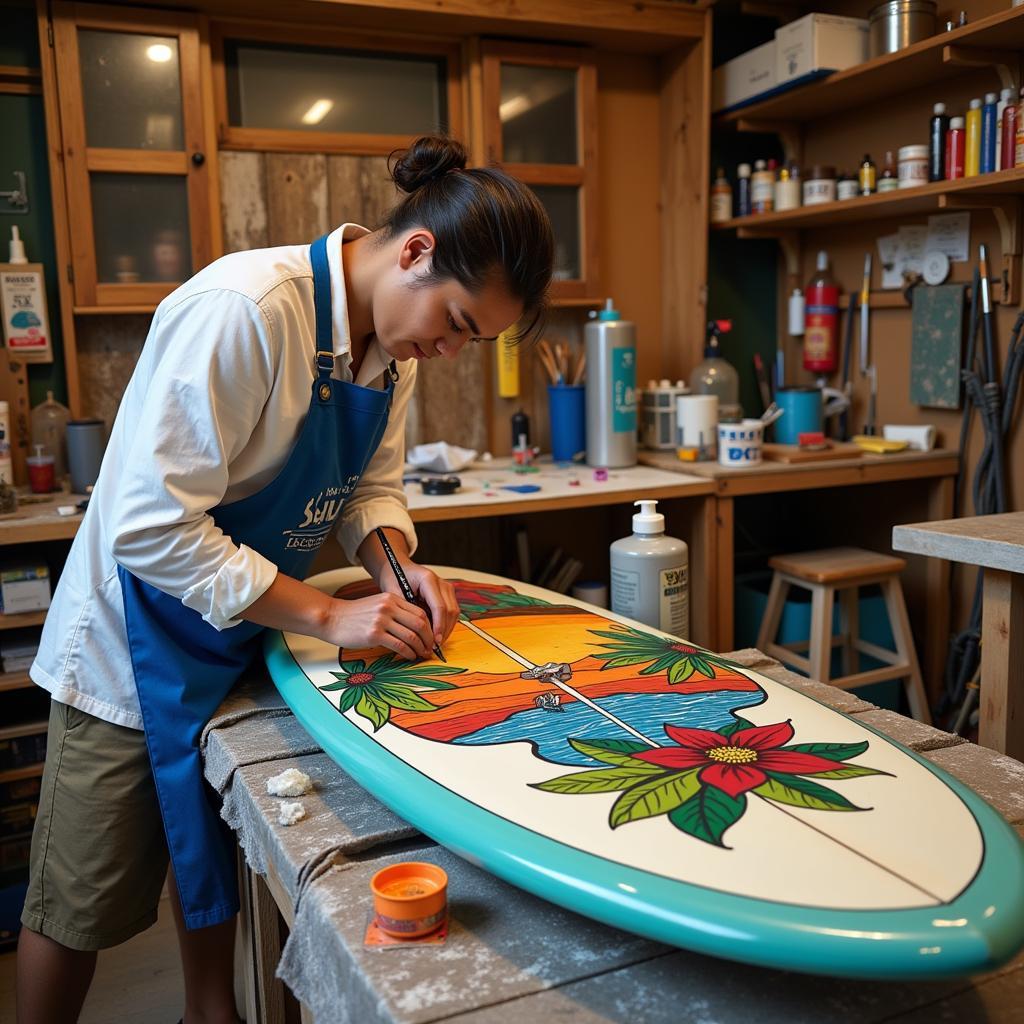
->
<box><xmin>859</xmin><ymin>254</ymin><xmax>877</xmax><ymax>435</ymax></box>
<box><xmin>838</xmin><ymin>292</ymin><xmax>857</xmax><ymax>440</ymax></box>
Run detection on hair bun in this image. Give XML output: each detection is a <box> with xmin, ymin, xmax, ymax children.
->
<box><xmin>390</xmin><ymin>135</ymin><xmax>468</xmax><ymax>193</ymax></box>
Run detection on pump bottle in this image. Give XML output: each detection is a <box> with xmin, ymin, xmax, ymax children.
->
<box><xmin>610</xmin><ymin>500</ymin><xmax>689</xmax><ymax>637</ymax></box>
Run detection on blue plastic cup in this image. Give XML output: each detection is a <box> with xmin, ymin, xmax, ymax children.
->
<box><xmin>548</xmin><ymin>385</ymin><xmax>586</xmax><ymax>462</ymax></box>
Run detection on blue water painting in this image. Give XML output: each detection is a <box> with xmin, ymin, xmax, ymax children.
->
<box><xmin>454</xmin><ymin>689</ymin><xmax>766</xmax><ymax>766</ymax></box>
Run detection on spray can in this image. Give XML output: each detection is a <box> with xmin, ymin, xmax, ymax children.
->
<box><xmin>736</xmin><ymin>163</ymin><xmax>752</xmax><ymax>217</ymax></box>
<box><xmin>1002</xmin><ymin>91</ymin><xmax>1018</xmax><ymax>170</ymax></box>
<box><xmin>610</xmin><ymin>500</ymin><xmax>689</xmax><ymax>636</ymax></box>
<box><xmin>981</xmin><ymin>92</ymin><xmax>998</xmax><ymax>174</ymax></box>
<box><xmin>929</xmin><ymin>102</ymin><xmax>949</xmax><ymax>180</ymax></box>
<box><xmin>585</xmin><ymin>298</ymin><xmax>637</xmax><ymax>468</ymax></box>
<box><xmin>804</xmin><ymin>251</ymin><xmax>839</xmax><ymax>374</ymax></box>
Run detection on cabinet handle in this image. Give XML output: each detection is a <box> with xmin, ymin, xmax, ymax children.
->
<box><xmin>191</xmin><ymin>152</ymin><xmax>206</xmax><ymax>167</ymax></box>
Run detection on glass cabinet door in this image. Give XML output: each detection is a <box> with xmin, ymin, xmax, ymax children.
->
<box><xmin>482</xmin><ymin>42</ymin><xmax>597</xmax><ymax>300</ymax></box>
<box><xmin>53</xmin><ymin>3</ymin><xmax>215</xmax><ymax>308</ymax></box>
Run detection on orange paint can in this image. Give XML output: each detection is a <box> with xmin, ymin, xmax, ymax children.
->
<box><xmin>370</xmin><ymin>862</ymin><xmax>449</xmax><ymax>938</ymax></box>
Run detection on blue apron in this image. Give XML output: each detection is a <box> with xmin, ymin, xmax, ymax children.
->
<box><xmin>119</xmin><ymin>234</ymin><xmax>395</xmax><ymax>929</ymax></box>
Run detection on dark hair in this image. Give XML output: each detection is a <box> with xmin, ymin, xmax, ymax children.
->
<box><xmin>381</xmin><ymin>135</ymin><xmax>553</xmax><ymax>342</ymax></box>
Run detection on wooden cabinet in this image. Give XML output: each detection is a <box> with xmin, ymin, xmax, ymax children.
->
<box><xmin>481</xmin><ymin>41</ymin><xmax>598</xmax><ymax>301</ymax></box>
<box><xmin>51</xmin><ymin>2</ymin><xmax>219</xmax><ymax>310</ymax></box>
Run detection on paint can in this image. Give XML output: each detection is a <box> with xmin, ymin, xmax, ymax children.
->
<box><xmin>370</xmin><ymin>862</ymin><xmax>448</xmax><ymax>938</ymax></box>
<box><xmin>717</xmin><ymin>419</ymin><xmax>764</xmax><ymax>467</ymax></box>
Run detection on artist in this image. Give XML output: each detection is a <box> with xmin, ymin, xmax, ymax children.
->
<box><xmin>17</xmin><ymin>134</ymin><xmax>553</xmax><ymax>1023</ymax></box>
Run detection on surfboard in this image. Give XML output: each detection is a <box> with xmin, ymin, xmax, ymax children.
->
<box><xmin>264</xmin><ymin>567</ymin><xmax>1024</xmax><ymax>979</ymax></box>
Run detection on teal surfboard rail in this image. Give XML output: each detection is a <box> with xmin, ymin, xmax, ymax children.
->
<box><xmin>265</xmin><ymin>629</ymin><xmax>1024</xmax><ymax>980</ymax></box>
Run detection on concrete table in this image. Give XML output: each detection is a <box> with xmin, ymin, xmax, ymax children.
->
<box><xmin>202</xmin><ymin>654</ymin><xmax>1024</xmax><ymax>1024</ymax></box>
<box><xmin>894</xmin><ymin>512</ymin><xmax>1024</xmax><ymax>759</ymax></box>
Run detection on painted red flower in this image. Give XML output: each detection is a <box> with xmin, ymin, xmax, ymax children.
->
<box><xmin>631</xmin><ymin>721</ymin><xmax>842</xmax><ymax>799</ymax></box>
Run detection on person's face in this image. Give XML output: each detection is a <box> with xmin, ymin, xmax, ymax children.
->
<box><xmin>372</xmin><ymin>229</ymin><xmax>524</xmax><ymax>363</ymax></box>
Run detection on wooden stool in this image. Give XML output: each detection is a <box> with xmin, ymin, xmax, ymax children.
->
<box><xmin>755</xmin><ymin>546</ymin><xmax>932</xmax><ymax>724</ymax></box>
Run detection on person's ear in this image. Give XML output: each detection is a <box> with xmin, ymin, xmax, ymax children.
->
<box><xmin>398</xmin><ymin>230</ymin><xmax>436</xmax><ymax>272</ymax></box>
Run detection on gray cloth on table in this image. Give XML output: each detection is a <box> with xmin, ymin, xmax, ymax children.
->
<box><xmin>221</xmin><ymin>751</ymin><xmax>417</xmax><ymax>898</ymax></box>
<box><xmin>277</xmin><ymin>845</ymin><xmax>665</xmax><ymax>1024</ymax></box>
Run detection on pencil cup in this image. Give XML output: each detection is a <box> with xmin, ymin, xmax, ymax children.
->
<box><xmin>548</xmin><ymin>385</ymin><xmax>586</xmax><ymax>462</ymax></box>
<box><xmin>66</xmin><ymin>419</ymin><xmax>106</xmax><ymax>493</ymax></box>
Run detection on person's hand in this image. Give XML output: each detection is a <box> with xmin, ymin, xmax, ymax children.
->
<box><xmin>379</xmin><ymin>562</ymin><xmax>460</xmax><ymax>647</ymax></box>
<box><xmin>322</xmin><ymin>592</ymin><xmax>435</xmax><ymax>661</ymax></box>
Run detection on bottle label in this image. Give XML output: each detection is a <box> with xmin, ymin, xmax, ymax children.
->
<box><xmin>804</xmin><ymin>286</ymin><xmax>839</xmax><ymax>371</ymax></box>
<box><xmin>660</xmin><ymin>564</ymin><xmax>689</xmax><ymax>636</ymax></box>
<box><xmin>612</xmin><ymin>347</ymin><xmax>637</xmax><ymax>433</ymax></box>
<box><xmin>610</xmin><ymin>566</ymin><xmax>639</xmax><ymax>617</ymax></box>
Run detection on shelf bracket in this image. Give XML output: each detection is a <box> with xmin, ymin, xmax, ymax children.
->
<box><xmin>938</xmin><ymin>194</ymin><xmax>1022</xmax><ymax>305</ymax></box>
<box><xmin>942</xmin><ymin>45</ymin><xmax>1017</xmax><ymax>92</ymax></box>
<box><xmin>737</xmin><ymin>226</ymin><xmax>801</xmax><ymax>284</ymax></box>
<box><xmin>735</xmin><ymin>118</ymin><xmax>803</xmax><ymax>167</ymax></box>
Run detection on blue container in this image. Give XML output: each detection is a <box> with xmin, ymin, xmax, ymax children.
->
<box><xmin>548</xmin><ymin>385</ymin><xmax>586</xmax><ymax>462</ymax></box>
<box><xmin>733</xmin><ymin>571</ymin><xmax>902</xmax><ymax>712</ymax></box>
<box><xmin>774</xmin><ymin>387</ymin><xmax>822</xmax><ymax>444</ymax></box>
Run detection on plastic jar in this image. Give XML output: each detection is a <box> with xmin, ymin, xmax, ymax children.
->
<box><xmin>26</xmin><ymin>445</ymin><xmax>55</xmax><ymax>494</ymax></box>
<box><xmin>898</xmin><ymin>144</ymin><xmax>929</xmax><ymax>188</ymax></box>
<box><xmin>836</xmin><ymin>172</ymin><xmax>859</xmax><ymax>200</ymax></box>
<box><xmin>802</xmin><ymin>165</ymin><xmax>837</xmax><ymax>205</ymax></box>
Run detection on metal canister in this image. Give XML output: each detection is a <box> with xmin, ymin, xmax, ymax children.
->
<box><xmin>585</xmin><ymin>299</ymin><xmax>637</xmax><ymax>468</ymax></box>
<box><xmin>868</xmin><ymin>0</ymin><xmax>937</xmax><ymax>57</ymax></box>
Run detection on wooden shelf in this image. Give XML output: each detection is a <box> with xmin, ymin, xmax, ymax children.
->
<box><xmin>0</xmin><ymin>612</ymin><xmax>46</xmax><ymax>631</ymax></box>
<box><xmin>0</xmin><ymin>763</ymin><xmax>44</xmax><ymax>784</ymax></box>
<box><xmin>0</xmin><ymin>719</ymin><xmax>47</xmax><ymax>742</ymax></box>
<box><xmin>0</xmin><ymin>672</ymin><xmax>32</xmax><ymax>693</ymax></box>
<box><xmin>712</xmin><ymin>167</ymin><xmax>1024</xmax><ymax>232</ymax></box>
<box><xmin>716</xmin><ymin>6</ymin><xmax>1024</xmax><ymax>127</ymax></box>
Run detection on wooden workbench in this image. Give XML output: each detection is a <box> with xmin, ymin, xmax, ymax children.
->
<box><xmin>202</xmin><ymin>650</ymin><xmax>1024</xmax><ymax>1023</ymax></box>
<box><xmin>640</xmin><ymin>448</ymin><xmax>960</xmax><ymax>693</ymax></box>
<box><xmin>893</xmin><ymin>512</ymin><xmax>1024</xmax><ymax>760</ymax></box>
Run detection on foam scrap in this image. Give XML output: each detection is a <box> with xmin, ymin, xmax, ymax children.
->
<box><xmin>278</xmin><ymin>801</ymin><xmax>306</xmax><ymax>826</ymax></box>
<box><xmin>267</xmin><ymin>768</ymin><xmax>313</xmax><ymax>798</ymax></box>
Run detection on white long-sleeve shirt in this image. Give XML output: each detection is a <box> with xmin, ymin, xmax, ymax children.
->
<box><xmin>31</xmin><ymin>223</ymin><xmax>417</xmax><ymax>730</ymax></box>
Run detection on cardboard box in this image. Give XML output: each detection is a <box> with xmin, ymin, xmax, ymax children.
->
<box><xmin>712</xmin><ymin>40</ymin><xmax>776</xmax><ymax>112</ymax></box>
<box><xmin>0</xmin><ymin>566</ymin><xmax>50</xmax><ymax>615</ymax></box>
<box><xmin>775</xmin><ymin>13</ymin><xmax>868</xmax><ymax>85</ymax></box>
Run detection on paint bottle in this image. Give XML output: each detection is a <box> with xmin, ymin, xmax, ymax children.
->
<box><xmin>929</xmin><ymin>102</ymin><xmax>949</xmax><ymax>181</ymax></box>
<box><xmin>995</xmin><ymin>87</ymin><xmax>1011</xmax><ymax>167</ymax></box>
<box><xmin>947</xmin><ymin>116</ymin><xmax>966</xmax><ymax>179</ymax></box>
<box><xmin>965</xmin><ymin>97</ymin><xmax>982</xmax><ymax>177</ymax></box>
<box><xmin>1002</xmin><ymin>90</ymin><xmax>1018</xmax><ymax>170</ymax></box>
<box><xmin>981</xmin><ymin>92</ymin><xmax>998</xmax><ymax>174</ymax></box>
<box><xmin>804</xmin><ymin>250</ymin><xmax>839</xmax><ymax>374</ymax></box>
<box><xmin>736</xmin><ymin>163</ymin><xmax>752</xmax><ymax>217</ymax></box>
<box><xmin>1016</xmin><ymin>91</ymin><xmax>1024</xmax><ymax>167</ymax></box>
<box><xmin>774</xmin><ymin>166</ymin><xmax>800</xmax><ymax>211</ymax></box>
<box><xmin>584</xmin><ymin>298</ymin><xmax>637</xmax><ymax>468</ymax></box>
<box><xmin>877</xmin><ymin>151</ymin><xmax>898</xmax><ymax>192</ymax></box>
<box><xmin>859</xmin><ymin>154</ymin><xmax>876</xmax><ymax>196</ymax></box>
<box><xmin>710</xmin><ymin>167</ymin><xmax>733</xmax><ymax>224</ymax></box>
<box><xmin>510</xmin><ymin>408</ymin><xmax>530</xmax><ymax>449</ymax></box>
<box><xmin>610</xmin><ymin>500</ymin><xmax>689</xmax><ymax>637</ymax></box>
<box><xmin>751</xmin><ymin>159</ymin><xmax>774</xmax><ymax>214</ymax></box>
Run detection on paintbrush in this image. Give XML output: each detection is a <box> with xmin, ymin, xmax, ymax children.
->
<box><xmin>571</xmin><ymin>351</ymin><xmax>586</xmax><ymax>385</ymax></box>
<box><xmin>374</xmin><ymin>527</ymin><xmax>446</xmax><ymax>662</ymax></box>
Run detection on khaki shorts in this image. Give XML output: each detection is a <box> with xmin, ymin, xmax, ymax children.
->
<box><xmin>21</xmin><ymin>700</ymin><xmax>170</xmax><ymax>951</ymax></box>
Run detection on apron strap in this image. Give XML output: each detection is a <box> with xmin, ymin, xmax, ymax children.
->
<box><xmin>310</xmin><ymin>235</ymin><xmax>335</xmax><ymax>380</ymax></box>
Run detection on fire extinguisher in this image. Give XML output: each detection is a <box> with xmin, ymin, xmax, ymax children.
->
<box><xmin>804</xmin><ymin>249</ymin><xmax>839</xmax><ymax>374</ymax></box>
